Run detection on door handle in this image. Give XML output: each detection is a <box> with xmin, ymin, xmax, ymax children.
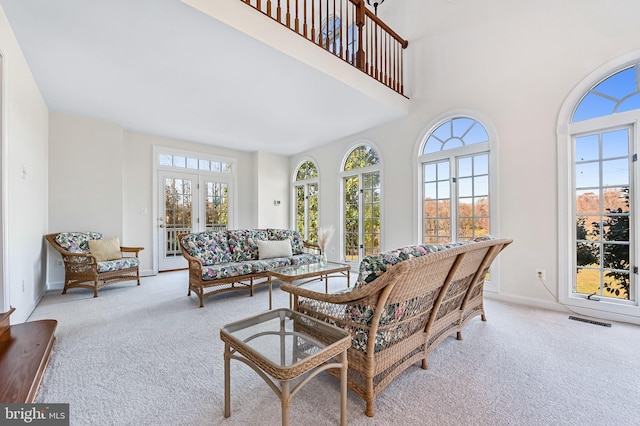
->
<box><xmin>159</xmin><ymin>224</ymin><xmax>166</xmax><ymax>228</ymax></box>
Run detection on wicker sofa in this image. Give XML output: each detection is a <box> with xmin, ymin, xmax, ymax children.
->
<box><xmin>46</xmin><ymin>232</ymin><xmax>144</xmax><ymax>297</ymax></box>
<box><xmin>179</xmin><ymin>228</ymin><xmax>321</xmax><ymax>307</ymax></box>
<box><xmin>281</xmin><ymin>237</ymin><xmax>512</xmax><ymax>417</ymax></box>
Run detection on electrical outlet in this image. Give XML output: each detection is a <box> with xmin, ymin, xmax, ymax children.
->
<box><xmin>536</xmin><ymin>269</ymin><xmax>546</xmax><ymax>280</ymax></box>
<box><xmin>21</xmin><ymin>280</ymin><xmax>25</xmax><ymax>292</ymax></box>
<box><xmin>331</xmin><ymin>248</ymin><xmax>335</xmax><ymax>253</ymax></box>
<box><xmin>56</xmin><ymin>259</ymin><xmax>64</xmax><ymax>267</ymax></box>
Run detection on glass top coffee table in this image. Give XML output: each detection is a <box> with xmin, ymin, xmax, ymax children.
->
<box><xmin>220</xmin><ymin>308</ymin><xmax>351</xmax><ymax>426</ymax></box>
<box><xmin>268</xmin><ymin>261</ymin><xmax>351</xmax><ymax>309</ymax></box>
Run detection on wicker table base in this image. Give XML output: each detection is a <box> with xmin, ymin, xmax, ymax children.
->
<box><xmin>221</xmin><ymin>308</ymin><xmax>351</xmax><ymax>426</ymax></box>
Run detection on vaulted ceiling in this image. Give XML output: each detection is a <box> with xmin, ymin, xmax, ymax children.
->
<box><xmin>1</xmin><ymin>0</ymin><xmax>408</xmax><ymax>155</ymax></box>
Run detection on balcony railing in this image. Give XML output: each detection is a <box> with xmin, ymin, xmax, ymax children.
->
<box><xmin>241</xmin><ymin>0</ymin><xmax>409</xmax><ymax>96</ymax></box>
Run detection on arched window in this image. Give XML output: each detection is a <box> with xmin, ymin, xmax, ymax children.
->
<box><xmin>419</xmin><ymin>117</ymin><xmax>491</xmax><ymax>243</ymax></box>
<box><xmin>293</xmin><ymin>160</ymin><xmax>319</xmax><ymax>243</ymax></box>
<box><xmin>341</xmin><ymin>145</ymin><xmax>381</xmax><ymax>263</ymax></box>
<box><xmin>319</xmin><ymin>14</ymin><xmax>359</xmax><ymax>65</ymax></box>
<box><xmin>560</xmin><ymin>61</ymin><xmax>640</xmax><ymax>312</ymax></box>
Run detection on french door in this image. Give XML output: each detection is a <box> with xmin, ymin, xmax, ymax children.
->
<box><xmin>344</xmin><ymin>171</ymin><xmax>380</xmax><ymax>263</ymax></box>
<box><xmin>295</xmin><ymin>182</ymin><xmax>319</xmax><ymax>243</ymax></box>
<box><xmin>158</xmin><ymin>171</ymin><xmax>231</xmax><ymax>271</ymax></box>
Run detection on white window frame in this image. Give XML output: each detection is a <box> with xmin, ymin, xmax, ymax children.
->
<box><xmin>558</xmin><ymin>53</ymin><xmax>640</xmax><ymax>320</ymax></box>
<box><xmin>339</xmin><ymin>141</ymin><xmax>383</xmax><ymax>266</ymax></box>
<box><xmin>415</xmin><ymin>111</ymin><xmax>500</xmax><ymax>291</ymax></box>
<box><xmin>291</xmin><ymin>158</ymin><xmax>320</xmax><ymax>242</ymax></box>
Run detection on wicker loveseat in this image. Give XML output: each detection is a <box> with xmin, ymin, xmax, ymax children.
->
<box><xmin>179</xmin><ymin>228</ymin><xmax>321</xmax><ymax>307</ymax></box>
<box><xmin>281</xmin><ymin>237</ymin><xmax>512</xmax><ymax>417</ymax></box>
<box><xmin>46</xmin><ymin>232</ymin><xmax>144</xmax><ymax>297</ymax></box>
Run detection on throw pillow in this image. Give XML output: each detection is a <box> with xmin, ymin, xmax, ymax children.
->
<box><xmin>88</xmin><ymin>238</ymin><xmax>122</xmax><ymax>262</ymax></box>
<box><xmin>257</xmin><ymin>239</ymin><xmax>292</xmax><ymax>259</ymax></box>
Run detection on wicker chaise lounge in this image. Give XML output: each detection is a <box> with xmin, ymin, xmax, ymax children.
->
<box><xmin>46</xmin><ymin>232</ymin><xmax>144</xmax><ymax>297</ymax></box>
<box><xmin>281</xmin><ymin>237</ymin><xmax>512</xmax><ymax>417</ymax></box>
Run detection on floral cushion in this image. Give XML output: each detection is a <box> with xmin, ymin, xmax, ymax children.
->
<box><xmin>353</xmin><ymin>242</ymin><xmax>471</xmax><ymax>289</ymax></box>
<box><xmin>180</xmin><ymin>230</ymin><xmax>231</xmax><ymax>266</ymax></box>
<box><xmin>289</xmin><ymin>253</ymin><xmax>322</xmax><ymax>265</ymax></box>
<box><xmin>55</xmin><ymin>232</ymin><xmax>104</xmax><ymax>253</ymax></box>
<box><xmin>267</xmin><ymin>229</ymin><xmax>304</xmax><ymax>255</ymax></box>
<box><xmin>97</xmin><ymin>257</ymin><xmax>140</xmax><ymax>273</ymax></box>
<box><xmin>227</xmin><ymin>229</ymin><xmax>268</xmax><ymax>262</ymax></box>
<box><xmin>298</xmin><ymin>295</ymin><xmax>435</xmax><ymax>353</ymax></box>
<box><xmin>201</xmin><ymin>262</ymin><xmax>254</xmax><ymax>281</ymax></box>
<box><xmin>246</xmin><ymin>258</ymin><xmax>293</xmax><ymax>273</ymax></box>
<box><xmin>249</xmin><ymin>253</ymin><xmax>321</xmax><ymax>273</ymax></box>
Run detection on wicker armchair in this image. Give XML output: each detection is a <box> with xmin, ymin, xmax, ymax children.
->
<box><xmin>46</xmin><ymin>232</ymin><xmax>144</xmax><ymax>297</ymax></box>
<box><xmin>281</xmin><ymin>238</ymin><xmax>512</xmax><ymax>417</ymax></box>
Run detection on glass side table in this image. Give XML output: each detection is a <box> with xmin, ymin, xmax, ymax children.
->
<box><xmin>220</xmin><ymin>308</ymin><xmax>351</xmax><ymax>426</ymax></box>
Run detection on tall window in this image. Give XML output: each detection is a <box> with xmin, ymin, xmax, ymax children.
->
<box><xmin>342</xmin><ymin>145</ymin><xmax>381</xmax><ymax>262</ymax></box>
<box><xmin>419</xmin><ymin>117</ymin><xmax>491</xmax><ymax>243</ymax></box>
<box><xmin>564</xmin><ymin>63</ymin><xmax>640</xmax><ymax>306</ymax></box>
<box><xmin>293</xmin><ymin>160</ymin><xmax>319</xmax><ymax>243</ymax></box>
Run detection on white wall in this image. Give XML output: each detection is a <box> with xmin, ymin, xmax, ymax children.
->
<box><xmin>0</xmin><ymin>4</ymin><xmax>49</xmax><ymax>323</ymax></box>
<box><xmin>255</xmin><ymin>151</ymin><xmax>289</xmax><ymax>229</ymax></box>
<box><xmin>47</xmin><ymin>112</ymin><xmax>124</xmax><ymax>285</ymax></box>
<box><xmin>291</xmin><ymin>0</ymin><xmax>640</xmax><ymax>320</ymax></box>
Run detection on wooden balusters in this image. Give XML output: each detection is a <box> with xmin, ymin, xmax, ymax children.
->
<box><xmin>241</xmin><ymin>0</ymin><xmax>408</xmax><ymax>96</ymax></box>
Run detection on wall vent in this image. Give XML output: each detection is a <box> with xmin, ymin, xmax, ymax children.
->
<box><xmin>568</xmin><ymin>316</ymin><xmax>611</xmax><ymax>327</ymax></box>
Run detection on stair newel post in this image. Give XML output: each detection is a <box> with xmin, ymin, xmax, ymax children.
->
<box><xmin>354</xmin><ymin>0</ymin><xmax>366</xmax><ymax>72</ymax></box>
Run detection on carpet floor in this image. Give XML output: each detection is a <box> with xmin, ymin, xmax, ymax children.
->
<box><xmin>29</xmin><ymin>270</ymin><xmax>640</xmax><ymax>426</ymax></box>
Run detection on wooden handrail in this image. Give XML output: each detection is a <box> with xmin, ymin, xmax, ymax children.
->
<box><xmin>241</xmin><ymin>0</ymin><xmax>409</xmax><ymax>96</ymax></box>
<box><xmin>361</xmin><ymin>2</ymin><xmax>408</xmax><ymax>48</ymax></box>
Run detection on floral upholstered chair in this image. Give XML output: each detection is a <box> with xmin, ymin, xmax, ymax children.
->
<box><xmin>46</xmin><ymin>232</ymin><xmax>144</xmax><ymax>297</ymax></box>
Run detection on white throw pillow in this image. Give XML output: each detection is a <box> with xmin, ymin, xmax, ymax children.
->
<box><xmin>257</xmin><ymin>239</ymin><xmax>292</xmax><ymax>259</ymax></box>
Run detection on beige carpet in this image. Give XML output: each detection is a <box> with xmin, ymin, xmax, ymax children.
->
<box><xmin>29</xmin><ymin>271</ymin><xmax>640</xmax><ymax>426</ymax></box>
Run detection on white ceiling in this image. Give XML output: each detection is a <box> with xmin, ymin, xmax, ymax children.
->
<box><xmin>1</xmin><ymin>0</ymin><xmax>407</xmax><ymax>155</ymax></box>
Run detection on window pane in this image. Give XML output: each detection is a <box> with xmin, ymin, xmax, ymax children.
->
<box><xmin>575</xmin><ymin>162</ymin><xmax>600</xmax><ymax>188</ymax></box>
<box><xmin>573</xmin><ymin>93</ymin><xmax>617</xmax><ymax>122</ymax></box>
<box><xmin>173</xmin><ymin>156</ymin><xmax>186</xmax><ymax>168</ymax></box>
<box><xmin>576</xmin><ymin>190</ymin><xmax>599</xmax><ymax>215</ymax></box>
<box><xmin>186</xmin><ymin>157</ymin><xmax>198</xmax><ymax>169</ymax></box>
<box><xmin>458</xmin><ymin>177</ymin><xmax>472</xmax><ymax>197</ymax></box>
<box><xmin>602</xmin><ymin>129</ymin><xmax>628</xmax><ymax>158</ymax></box>
<box><xmin>603</xmin><ymin>187</ymin><xmax>629</xmax><ymax>213</ymax></box>
<box><xmin>199</xmin><ymin>160</ymin><xmax>210</xmax><ymax>171</ymax></box>
<box><xmin>602</xmin><ymin>159</ymin><xmax>628</xmax><ymax>186</ymax></box>
<box><xmin>576</xmin><ymin>268</ymin><xmax>601</xmax><ymax>295</ymax></box>
<box><xmin>159</xmin><ymin>154</ymin><xmax>173</xmax><ymax>166</ymax></box>
<box><xmin>575</xmin><ymin>134</ymin><xmax>599</xmax><ymax>162</ymax></box>
<box><xmin>474</xmin><ymin>154</ymin><xmax>489</xmax><ymax>174</ymax></box>
<box><xmin>458</xmin><ymin>157</ymin><xmax>472</xmax><ymax>177</ymax></box>
<box><xmin>474</xmin><ymin>176</ymin><xmax>489</xmax><ymax>196</ymax></box>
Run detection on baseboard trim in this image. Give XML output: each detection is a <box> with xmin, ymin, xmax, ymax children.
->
<box><xmin>485</xmin><ymin>292</ymin><xmax>640</xmax><ymax>326</ymax></box>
